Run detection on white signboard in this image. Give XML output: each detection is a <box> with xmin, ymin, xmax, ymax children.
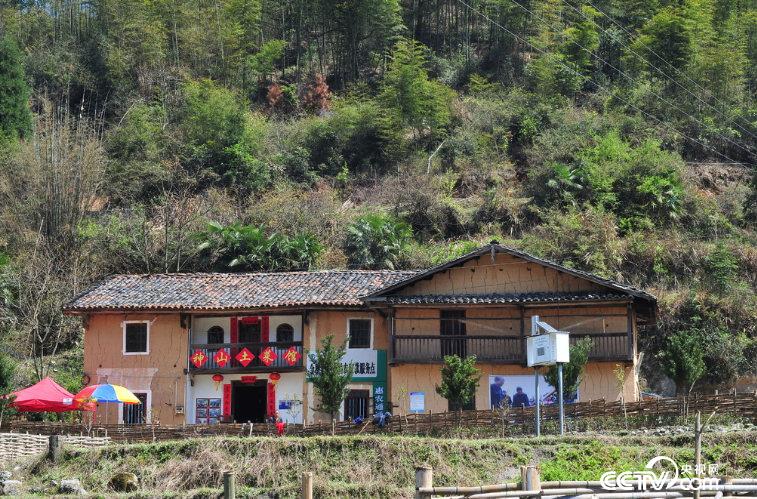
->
<box><xmin>409</xmin><ymin>392</ymin><xmax>425</xmax><ymax>413</ymax></box>
<box><xmin>307</xmin><ymin>349</ymin><xmax>378</xmax><ymax>379</ymax></box>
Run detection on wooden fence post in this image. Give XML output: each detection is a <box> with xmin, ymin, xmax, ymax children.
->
<box><xmin>301</xmin><ymin>471</ymin><xmax>313</xmax><ymax>499</ymax></box>
<box><xmin>415</xmin><ymin>465</ymin><xmax>433</xmax><ymax>499</ymax></box>
<box><xmin>223</xmin><ymin>471</ymin><xmax>235</xmax><ymax>499</ymax></box>
<box><xmin>47</xmin><ymin>435</ymin><xmax>62</xmax><ymax>462</ymax></box>
<box><xmin>520</xmin><ymin>465</ymin><xmax>540</xmax><ymax>497</ymax></box>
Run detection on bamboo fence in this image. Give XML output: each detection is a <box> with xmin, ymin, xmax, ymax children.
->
<box><xmin>0</xmin><ymin>433</ymin><xmax>110</xmax><ymax>463</ymax></box>
<box><xmin>2</xmin><ymin>392</ymin><xmax>755</xmax><ymax>443</ymax></box>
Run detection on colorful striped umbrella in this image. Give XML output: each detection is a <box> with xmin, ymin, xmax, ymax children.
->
<box><xmin>75</xmin><ymin>384</ymin><xmax>141</xmax><ymax>404</ymax></box>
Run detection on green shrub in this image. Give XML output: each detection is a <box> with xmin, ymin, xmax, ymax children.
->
<box><xmin>344</xmin><ymin>213</ymin><xmax>412</xmax><ymax>270</ymax></box>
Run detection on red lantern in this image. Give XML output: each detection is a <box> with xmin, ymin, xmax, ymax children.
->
<box><xmin>283</xmin><ymin>346</ymin><xmax>302</xmax><ymax>366</ymax></box>
<box><xmin>269</xmin><ymin>372</ymin><xmax>281</xmax><ymax>385</ymax></box>
<box><xmin>211</xmin><ymin>373</ymin><xmax>224</xmax><ymax>391</ymax></box>
<box><xmin>235</xmin><ymin>347</ymin><xmax>255</xmax><ymax>367</ymax></box>
<box><xmin>259</xmin><ymin>347</ymin><xmax>277</xmax><ymax>367</ymax></box>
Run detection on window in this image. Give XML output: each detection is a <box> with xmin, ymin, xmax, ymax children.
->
<box><xmin>440</xmin><ymin>310</ymin><xmax>466</xmax><ymax>358</ymax></box>
<box><xmin>123</xmin><ymin>393</ymin><xmax>148</xmax><ymax>424</ymax></box>
<box><xmin>348</xmin><ymin>319</ymin><xmax>372</xmax><ymax>349</ymax></box>
<box><xmin>344</xmin><ymin>389</ymin><xmax>370</xmax><ymax>420</ymax></box>
<box><xmin>123</xmin><ymin>322</ymin><xmax>149</xmax><ymax>354</ymax></box>
<box><xmin>207</xmin><ymin>326</ymin><xmax>224</xmax><ymax>344</ymax></box>
<box><xmin>276</xmin><ymin>323</ymin><xmax>294</xmax><ymax>343</ymax></box>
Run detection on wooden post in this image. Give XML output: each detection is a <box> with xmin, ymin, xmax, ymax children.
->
<box><xmin>521</xmin><ymin>465</ymin><xmax>540</xmax><ymax>497</ymax></box>
<box><xmin>694</xmin><ymin>411</ymin><xmax>702</xmax><ymax>499</ymax></box>
<box><xmin>223</xmin><ymin>471</ymin><xmax>235</xmax><ymax>499</ymax></box>
<box><xmin>47</xmin><ymin>435</ymin><xmax>62</xmax><ymax>462</ymax></box>
<box><xmin>301</xmin><ymin>471</ymin><xmax>313</xmax><ymax>499</ymax></box>
<box><xmin>415</xmin><ymin>465</ymin><xmax>433</xmax><ymax>499</ymax></box>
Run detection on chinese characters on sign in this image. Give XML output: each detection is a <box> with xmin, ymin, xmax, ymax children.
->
<box><xmin>259</xmin><ymin>347</ymin><xmax>278</xmax><ymax>367</ymax></box>
<box><xmin>235</xmin><ymin>347</ymin><xmax>255</xmax><ymax>367</ymax></box>
<box><xmin>352</xmin><ymin>361</ymin><xmax>376</xmax><ymax>376</ymax></box>
<box><xmin>283</xmin><ymin>346</ymin><xmax>302</xmax><ymax>366</ymax></box>
<box><xmin>191</xmin><ymin>350</ymin><xmax>207</xmax><ymax>368</ymax></box>
<box><xmin>373</xmin><ymin>384</ymin><xmax>386</xmax><ymax>413</ymax></box>
<box><xmin>213</xmin><ymin>349</ymin><xmax>231</xmax><ymax>367</ymax></box>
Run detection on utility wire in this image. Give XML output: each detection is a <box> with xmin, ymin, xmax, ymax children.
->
<box><xmin>577</xmin><ymin>0</ymin><xmax>757</xmax><ymax>143</ymax></box>
<box><xmin>490</xmin><ymin>0</ymin><xmax>756</xmax><ymax>160</ymax></box>
<box><xmin>455</xmin><ymin>0</ymin><xmax>750</xmax><ymax>166</ymax></box>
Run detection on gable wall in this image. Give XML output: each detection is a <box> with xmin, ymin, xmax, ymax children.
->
<box><xmin>396</xmin><ymin>253</ymin><xmax>606</xmax><ymax>296</ymax></box>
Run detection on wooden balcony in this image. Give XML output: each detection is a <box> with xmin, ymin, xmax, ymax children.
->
<box><xmin>188</xmin><ymin>341</ymin><xmax>305</xmax><ymax>373</ymax></box>
<box><xmin>390</xmin><ymin>332</ymin><xmax>630</xmax><ymax>364</ymax></box>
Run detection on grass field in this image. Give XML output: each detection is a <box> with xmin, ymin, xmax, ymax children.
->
<box><xmin>12</xmin><ymin>430</ymin><xmax>757</xmax><ymax>498</ymax></box>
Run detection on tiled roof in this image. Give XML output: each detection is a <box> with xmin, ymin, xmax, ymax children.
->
<box><xmin>384</xmin><ymin>292</ymin><xmax>631</xmax><ymax>305</ymax></box>
<box><xmin>64</xmin><ymin>271</ymin><xmax>418</xmax><ymax>312</ymax></box>
<box><xmin>367</xmin><ymin>243</ymin><xmax>657</xmax><ymax>303</ymax></box>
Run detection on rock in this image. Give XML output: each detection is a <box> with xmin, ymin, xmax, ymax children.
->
<box><xmin>109</xmin><ymin>472</ymin><xmax>138</xmax><ymax>492</ymax></box>
<box><xmin>58</xmin><ymin>479</ymin><xmax>86</xmax><ymax>496</ymax></box>
<box><xmin>0</xmin><ymin>471</ymin><xmax>11</xmax><ymax>481</ymax></box>
<box><xmin>1</xmin><ymin>480</ymin><xmax>21</xmax><ymax>496</ymax></box>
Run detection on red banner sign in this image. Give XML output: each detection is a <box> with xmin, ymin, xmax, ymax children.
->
<box><xmin>240</xmin><ymin>375</ymin><xmax>257</xmax><ymax>384</ymax></box>
<box><xmin>259</xmin><ymin>347</ymin><xmax>277</xmax><ymax>367</ymax></box>
<box><xmin>190</xmin><ymin>350</ymin><xmax>207</xmax><ymax>368</ymax></box>
<box><xmin>213</xmin><ymin>349</ymin><xmax>231</xmax><ymax>368</ymax></box>
<box><xmin>283</xmin><ymin>346</ymin><xmax>301</xmax><ymax>366</ymax></box>
<box><xmin>222</xmin><ymin>383</ymin><xmax>231</xmax><ymax>417</ymax></box>
<box><xmin>235</xmin><ymin>347</ymin><xmax>255</xmax><ymax>367</ymax></box>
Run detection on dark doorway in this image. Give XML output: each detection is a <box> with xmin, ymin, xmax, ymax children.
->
<box><xmin>123</xmin><ymin>393</ymin><xmax>148</xmax><ymax>424</ymax></box>
<box><xmin>440</xmin><ymin>310</ymin><xmax>466</xmax><ymax>358</ymax></box>
<box><xmin>239</xmin><ymin>322</ymin><xmax>261</xmax><ymax>343</ymax></box>
<box><xmin>232</xmin><ymin>382</ymin><xmax>267</xmax><ymax>423</ymax></box>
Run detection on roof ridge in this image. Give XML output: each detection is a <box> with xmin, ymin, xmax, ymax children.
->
<box><xmin>107</xmin><ymin>269</ymin><xmax>420</xmax><ymax>278</ymax></box>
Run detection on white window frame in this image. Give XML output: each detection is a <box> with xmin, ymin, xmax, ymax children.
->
<box><xmin>118</xmin><ymin>389</ymin><xmax>151</xmax><ymax>424</ymax></box>
<box><xmin>122</xmin><ymin>320</ymin><xmax>150</xmax><ymax>355</ymax></box>
<box><xmin>346</xmin><ymin>317</ymin><xmax>374</xmax><ymax>350</ymax></box>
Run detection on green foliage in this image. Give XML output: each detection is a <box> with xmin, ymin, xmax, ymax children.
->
<box><xmin>0</xmin><ymin>351</ymin><xmax>17</xmax><ymax>425</ymax></box>
<box><xmin>544</xmin><ymin>338</ymin><xmax>592</xmax><ymax>400</ymax></box>
<box><xmin>381</xmin><ymin>39</ymin><xmax>455</xmax><ymax>136</ymax></box>
<box><xmin>436</xmin><ymin>355</ymin><xmax>481</xmax><ymax>411</ymax></box>
<box><xmin>307</xmin><ymin>335</ymin><xmax>354</xmax><ymax>421</ymax></box>
<box><xmin>0</xmin><ymin>35</ymin><xmax>31</xmax><ymax>140</ymax></box>
<box><xmin>196</xmin><ymin>222</ymin><xmax>322</xmax><ymax>272</ymax></box>
<box><xmin>344</xmin><ymin>213</ymin><xmax>412</xmax><ymax>270</ymax></box>
<box><xmin>703</xmin><ymin>242</ymin><xmax>740</xmax><ymax>294</ymax></box>
<box><xmin>248</xmin><ymin>40</ymin><xmax>286</xmax><ymax>83</ymax></box>
<box><xmin>658</xmin><ymin>329</ymin><xmax>706</xmax><ymax>395</ymax></box>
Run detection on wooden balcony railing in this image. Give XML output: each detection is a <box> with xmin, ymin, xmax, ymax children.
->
<box><xmin>391</xmin><ymin>332</ymin><xmax>630</xmax><ymax>364</ymax></box>
<box><xmin>189</xmin><ymin>341</ymin><xmax>305</xmax><ymax>372</ymax></box>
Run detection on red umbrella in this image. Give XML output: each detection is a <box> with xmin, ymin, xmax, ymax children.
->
<box><xmin>9</xmin><ymin>377</ymin><xmax>93</xmax><ymax>412</ymax></box>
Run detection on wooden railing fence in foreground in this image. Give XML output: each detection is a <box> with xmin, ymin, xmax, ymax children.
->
<box><xmin>2</xmin><ymin>392</ymin><xmax>755</xmax><ymax>443</ymax></box>
<box><xmin>414</xmin><ymin>465</ymin><xmax>757</xmax><ymax>499</ymax></box>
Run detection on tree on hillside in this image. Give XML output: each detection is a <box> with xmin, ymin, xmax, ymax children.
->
<box><xmin>436</xmin><ymin>355</ymin><xmax>481</xmax><ymax>412</ymax></box>
<box><xmin>344</xmin><ymin>213</ymin><xmax>412</xmax><ymax>270</ymax></box>
<box><xmin>544</xmin><ymin>337</ymin><xmax>592</xmax><ymax>400</ymax></box>
<box><xmin>0</xmin><ymin>35</ymin><xmax>31</xmax><ymax>140</ymax></box>
<box><xmin>307</xmin><ymin>335</ymin><xmax>354</xmax><ymax>425</ymax></box>
<box><xmin>0</xmin><ymin>352</ymin><xmax>16</xmax><ymax>427</ymax></box>
<box><xmin>380</xmin><ymin>38</ymin><xmax>454</xmax><ymax>137</ymax></box>
<box><xmin>658</xmin><ymin>329</ymin><xmax>706</xmax><ymax>395</ymax></box>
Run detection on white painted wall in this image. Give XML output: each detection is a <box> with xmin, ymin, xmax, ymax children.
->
<box><xmin>188</xmin><ymin>372</ymin><xmax>306</xmax><ymax>424</ymax></box>
<box><xmin>190</xmin><ymin>315</ymin><xmax>302</xmax><ymax>344</ymax></box>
